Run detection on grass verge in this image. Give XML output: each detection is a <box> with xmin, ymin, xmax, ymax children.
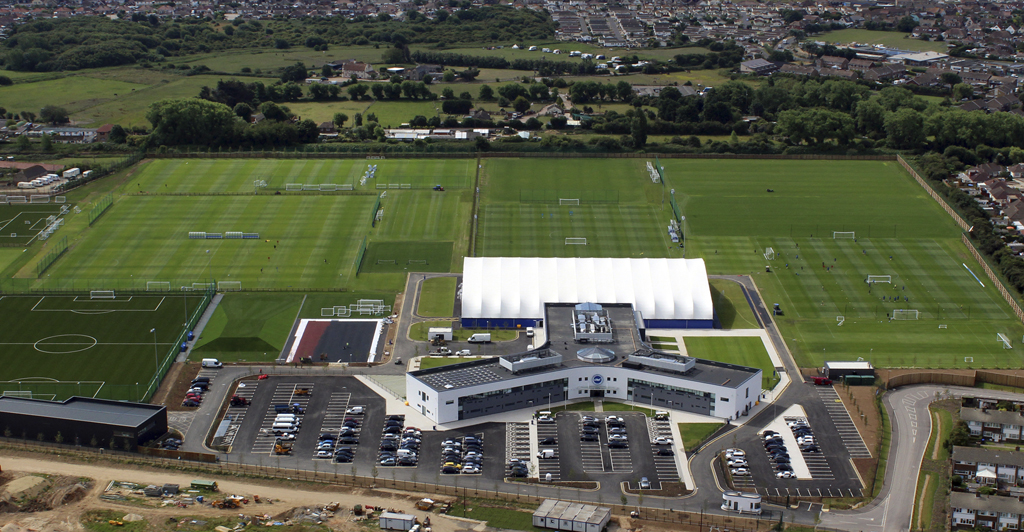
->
<box><xmin>678</xmin><ymin>422</ymin><xmax>724</xmax><ymax>451</ymax></box>
<box><xmin>417</xmin><ymin>276</ymin><xmax>457</xmax><ymax>317</ymax></box>
<box><xmin>408</xmin><ymin>320</ymin><xmax>518</xmax><ymax>342</ymax></box>
<box><xmin>603</xmin><ymin>403</ymin><xmax>654</xmax><ymax>416</ymax></box>
<box><xmin>709</xmin><ymin>278</ymin><xmax>759</xmax><ymax>329</ymax></box>
<box><xmin>447</xmin><ymin>503</ymin><xmax>544</xmax><ymax>532</ymax></box>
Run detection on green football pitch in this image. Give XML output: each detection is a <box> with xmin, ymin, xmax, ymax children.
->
<box><xmin>657</xmin><ymin>158</ymin><xmax>1024</xmax><ymax>369</ymax></box>
<box><xmin>0</xmin><ymin>203</ymin><xmax>72</xmax><ymax>246</ymax></box>
<box><xmin>476</xmin><ymin>158</ymin><xmax>684</xmax><ymax>258</ymax></box>
<box><xmin>0</xmin><ymin>294</ymin><xmax>205</xmax><ymax>401</ymax></box>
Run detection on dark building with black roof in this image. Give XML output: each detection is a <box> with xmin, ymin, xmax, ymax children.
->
<box><xmin>0</xmin><ymin>396</ymin><xmax>167</xmax><ymax>450</ymax></box>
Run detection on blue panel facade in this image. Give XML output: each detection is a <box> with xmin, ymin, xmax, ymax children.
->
<box><xmin>460</xmin><ymin>317</ymin><xmax>540</xmax><ymax>329</ymax></box>
<box><xmin>642</xmin><ymin>319</ymin><xmax>714</xmax><ymax>329</ymax></box>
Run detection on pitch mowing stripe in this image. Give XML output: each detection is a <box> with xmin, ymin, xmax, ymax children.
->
<box><xmin>921</xmin><ymin>240</ymin><xmax>1009</xmax><ymax>319</ymax></box>
<box><xmin>884</xmin><ymin>240</ymin><xmax>963</xmax><ymax>319</ymax></box>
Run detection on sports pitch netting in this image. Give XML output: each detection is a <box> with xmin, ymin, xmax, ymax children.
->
<box><xmin>0</xmin><ymin>294</ymin><xmax>205</xmax><ymax>401</ymax></box>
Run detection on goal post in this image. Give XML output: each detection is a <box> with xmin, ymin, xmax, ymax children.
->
<box><xmin>565</xmin><ymin>237</ymin><xmax>587</xmax><ymax>245</ymax></box>
<box><xmin>90</xmin><ymin>290</ymin><xmax>115</xmax><ymax>299</ymax></box>
<box><xmin>833</xmin><ymin>231</ymin><xmax>855</xmax><ymax>239</ymax></box>
<box><xmin>559</xmin><ymin>198</ymin><xmax>580</xmax><ymax>206</ymax></box>
<box><xmin>764</xmin><ymin>247</ymin><xmax>775</xmax><ymax>261</ymax></box>
<box><xmin>217</xmin><ymin>281</ymin><xmax>241</xmax><ymax>291</ymax></box>
<box><xmin>999</xmin><ymin>333</ymin><xmax>1013</xmax><ymax>349</ymax></box>
<box><xmin>893</xmin><ymin>309</ymin><xmax>919</xmax><ymax>320</ymax></box>
<box><xmin>866</xmin><ymin>275</ymin><xmax>891</xmax><ymax>284</ymax></box>
<box><xmin>146</xmin><ymin>281</ymin><xmax>171</xmax><ymax>292</ymax></box>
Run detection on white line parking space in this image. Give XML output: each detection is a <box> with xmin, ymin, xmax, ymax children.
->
<box><xmin>312</xmin><ymin>392</ymin><xmax>352</xmax><ymax>459</ymax></box>
<box><xmin>536</xmin><ymin>421</ymin><xmax>561</xmax><ymax>481</ymax></box>
<box><xmin>646</xmin><ymin>417</ymin><xmax>679</xmax><ymax>481</ymax></box>
<box><xmin>816</xmin><ymin>387</ymin><xmax>872</xmax><ymax>458</ymax></box>
<box><xmin>251</xmin><ymin>383</ymin><xmax>314</xmax><ymax>455</ymax></box>
<box><xmin>212</xmin><ymin>381</ymin><xmax>259</xmax><ymax>448</ymax></box>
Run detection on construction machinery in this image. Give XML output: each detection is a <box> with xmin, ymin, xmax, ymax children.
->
<box><xmin>212</xmin><ymin>499</ymin><xmax>240</xmax><ymax>509</ymax></box>
<box><xmin>274</xmin><ymin>439</ymin><xmax>293</xmax><ymax>455</ymax></box>
<box><xmin>294</xmin><ymin>388</ymin><xmax>311</xmax><ymax>395</ymax></box>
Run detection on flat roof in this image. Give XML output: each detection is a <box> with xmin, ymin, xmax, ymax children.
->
<box><xmin>0</xmin><ymin>396</ymin><xmax>164</xmax><ymax>427</ymax></box>
<box><xmin>824</xmin><ymin>361</ymin><xmax>874</xmax><ymax>370</ymax></box>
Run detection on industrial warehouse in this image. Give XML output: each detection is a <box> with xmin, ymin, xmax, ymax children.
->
<box><xmin>460</xmin><ymin>257</ymin><xmax>715</xmax><ymax>329</ymax></box>
<box><xmin>407</xmin><ymin>300</ymin><xmax>761</xmax><ymax>424</ymax></box>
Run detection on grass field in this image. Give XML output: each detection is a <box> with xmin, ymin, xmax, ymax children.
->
<box><xmin>684</xmin><ymin>336</ymin><xmax>779</xmax><ymax>390</ymax></box>
<box><xmin>815</xmin><ymin>29</ymin><xmax>948</xmax><ymax>53</ymax></box>
<box><xmin>0</xmin><ymin>294</ymin><xmax>204</xmax><ymax>401</ymax></box>
<box><xmin>660</xmin><ymin>158</ymin><xmax>1024</xmax><ymax>369</ymax></box>
<box><xmin>408</xmin><ymin>320</ymin><xmax>518</xmax><ymax>342</ymax></box>
<box><xmin>418</xmin><ymin>356</ymin><xmax>480</xmax><ymax>369</ymax></box>
<box><xmin>677</xmin><ymin>422</ymin><xmax>723</xmax><ymax>451</ymax></box>
<box><xmin>418</xmin><ymin>276</ymin><xmax>457</xmax><ymax>317</ymax></box>
<box><xmin>477</xmin><ymin>158</ymin><xmax>682</xmax><ymax>258</ymax></box>
<box><xmin>709</xmin><ymin>279</ymin><xmax>759</xmax><ymax>329</ymax></box>
<box><xmin>0</xmin><ymin>75</ymin><xmax>149</xmax><ymax>120</ymax></box>
<box><xmin>191</xmin><ymin>293</ymin><xmax>303</xmax><ymax>361</ymax></box>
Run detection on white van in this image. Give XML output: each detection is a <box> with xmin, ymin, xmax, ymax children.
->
<box><xmin>275</xmin><ymin>414</ymin><xmax>300</xmax><ymax>423</ymax></box>
<box><xmin>526</xmin><ymin>327</ymin><xmax>535</xmax><ymax>337</ymax></box>
<box><xmin>537</xmin><ymin>449</ymin><xmax>556</xmax><ymax>459</ymax></box>
<box><xmin>272</xmin><ymin>422</ymin><xmax>298</xmax><ymax>431</ymax></box>
<box><xmin>201</xmin><ymin>358</ymin><xmax>222</xmax><ymax>368</ymax></box>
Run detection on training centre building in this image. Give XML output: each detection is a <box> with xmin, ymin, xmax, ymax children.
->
<box><xmin>408</xmin><ymin>298</ymin><xmax>760</xmax><ymax>423</ymax></box>
<box><xmin>460</xmin><ymin>257</ymin><xmax>715</xmax><ymax>329</ymax></box>
<box><xmin>0</xmin><ymin>396</ymin><xmax>167</xmax><ymax>450</ymax></box>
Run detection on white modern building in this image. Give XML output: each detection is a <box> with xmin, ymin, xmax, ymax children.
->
<box><xmin>407</xmin><ymin>303</ymin><xmax>760</xmax><ymax>424</ymax></box>
<box><xmin>532</xmin><ymin>500</ymin><xmax>610</xmax><ymax>532</ymax></box>
<box><xmin>460</xmin><ymin>257</ymin><xmax>714</xmax><ymax>329</ymax></box>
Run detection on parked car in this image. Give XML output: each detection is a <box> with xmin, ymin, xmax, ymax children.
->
<box><xmin>730</xmin><ymin>468</ymin><xmax>750</xmax><ymax>476</ymax></box>
<box><xmin>727</xmin><ymin>459</ymin><xmax>748</xmax><ymax>467</ymax></box>
<box><xmin>538</xmin><ymin>416</ymin><xmax>555</xmax><ymax>423</ymax></box>
<box><xmin>725</xmin><ymin>449</ymin><xmax>745</xmax><ymax>459</ymax></box>
<box><xmin>639</xmin><ymin>477</ymin><xmax>651</xmax><ymax>489</ymax></box>
<box><xmin>346</xmin><ymin>406</ymin><xmax>364</xmax><ymax>415</ymax></box>
<box><xmin>540</xmin><ymin>437</ymin><xmax>556</xmax><ymax>445</ymax></box>
<box><xmin>657</xmin><ymin>448</ymin><xmax>674</xmax><ymax>456</ymax></box>
<box><xmin>652</xmin><ymin>436</ymin><xmax>673</xmax><ymax>445</ymax></box>
<box><xmin>776</xmin><ymin>471</ymin><xmax>795</xmax><ymax>479</ymax></box>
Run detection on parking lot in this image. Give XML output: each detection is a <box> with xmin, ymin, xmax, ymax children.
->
<box><xmin>547</xmin><ymin>411</ymin><xmax>662</xmax><ymax>484</ymax></box>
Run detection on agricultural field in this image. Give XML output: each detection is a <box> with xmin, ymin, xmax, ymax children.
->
<box><xmin>814</xmin><ymin>29</ymin><xmax>949</xmax><ymax>53</ymax></box>
<box><xmin>659</xmin><ymin>158</ymin><xmax>1024</xmax><ymax>369</ymax></box>
<box><xmin>476</xmin><ymin>158</ymin><xmax>683</xmax><ymax>259</ymax></box>
<box><xmin>0</xmin><ymin>293</ymin><xmax>206</xmax><ymax>401</ymax></box>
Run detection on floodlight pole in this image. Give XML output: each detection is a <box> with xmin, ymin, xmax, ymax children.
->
<box><xmin>151</xmin><ymin>328</ymin><xmax>158</xmax><ymax>372</ymax></box>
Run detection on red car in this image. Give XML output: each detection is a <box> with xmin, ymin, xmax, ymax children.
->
<box><xmin>811</xmin><ymin>377</ymin><xmax>833</xmax><ymax>385</ymax></box>
<box><xmin>258</xmin><ymin>373</ymin><xmax>269</xmax><ymax>380</ymax></box>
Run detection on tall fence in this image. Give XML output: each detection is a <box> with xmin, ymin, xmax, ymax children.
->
<box><xmin>0</xmin><ymin>437</ymin><xmax>777</xmax><ymax>532</ymax></box>
<box><xmin>141</xmin><ymin>283</ymin><xmax>215</xmax><ymax>402</ymax></box>
<box><xmin>887</xmin><ymin>370</ymin><xmax>1024</xmax><ymax>389</ymax></box>
<box><xmin>962</xmin><ymin>234</ymin><xmax>1024</xmax><ymax>323</ymax></box>
<box><xmin>35</xmin><ymin>235</ymin><xmax>68</xmax><ymax>277</ymax></box>
<box><xmin>148</xmin><ymin>150</ymin><xmax>896</xmax><ymax>161</ymax></box>
<box><xmin>896</xmin><ymin>155</ymin><xmax>969</xmax><ymax>231</ymax></box>
<box><xmin>89</xmin><ymin>193</ymin><xmax>114</xmax><ymax>226</ymax></box>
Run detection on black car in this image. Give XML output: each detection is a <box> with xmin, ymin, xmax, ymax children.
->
<box><xmin>582</xmin><ymin>426</ymin><xmax>599</xmax><ymax>434</ymax></box>
<box><xmin>776</xmin><ymin>463</ymin><xmax>794</xmax><ymax>472</ymax></box>
<box><xmin>656</xmin><ymin>448</ymin><xmax>674</xmax><ymax>456</ymax></box>
<box><xmin>774</xmin><ymin>456</ymin><xmax>791</xmax><ymax>464</ymax></box>
<box><xmin>766</xmin><ymin>444</ymin><xmax>786</xmax><ymax>452</ymax></box>
<box><xmin>334</xmin><ymin>455</ymin><xmax>354</xmax><ymax>463</ymax></box>
<box><xmin>540</xmin><ymin>437</ymin><xmax>556</xmax><ymax>445</ymax></box>
<box><xmin>383</xmin><ymin>426</ymin><xmax>402</xmax><ymax>434</ymax></box>
<box><xmin>608</xmin><ymin>441</ymin><xmax>628</xmax><ymax>449</ymax></box>
<box><xmin>343</xmin><ymin>421</ymin><xmax>359</xmax><ymax>428</ymax></box>
<box><xmin>339</xmin><ymin>437</ymin><xmax>359</xmax><ymax>444</ymax></box>
<box><xmin>398</xmin><ymin>457</ymin><xmax>418</xmax><ymax>466</ymax></box>
<box><xmin>801</xmin><ymin>445</ymin><xmax>820</xmax><ymax>453</ymax></box>
<box><xmin>386</xmin><ymin>420</ymin><xmax>403</xmax><ymax>427</ymax></box>
<box><xmin>581</xmin><ymin>433</ymin><xmax>599</xmax><ymax>441</ymax></box>
<box><xmin>607</xmin><ymin>420</ymin><xmax>625</xmax><ymax>428</ymax></box>
<box><xmin>387</xmin><ymin>415</ymin><xmax>404</xmax><ymax>422</ymax></box>
<box><xmin>508</xmin><ymin>469</ymin><xmax>527</xmax><ymax>478</ymax></box>
<box><xmin>319</xmin><ymin>433</ymin><xmax>335</xmax><ymax>440</ymax></box>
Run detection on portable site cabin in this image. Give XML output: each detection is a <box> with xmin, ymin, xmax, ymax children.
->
<box><xmin>721</xmin><ymin>491</ymin><xmax>761</xmax><ymax>515</ymax></box>
<box><xmin>63</xmin><ymin>168</ymin><xmax>80</xmax><ymax>179</ymax></box>
<box><xmin>428</xmin><ymin>327</ymin><xmax>453</xmax><ymax>341</ymax></box>
<box><xmin>82</xmin><ymin>170</ymin><xmax>93</xmax><ymax>179</ymax></box>
<box><xmin>532</xmin><ymin>500</ymin><xmax>610</xmax><ymax>532</ymax></box>
<box><xmin>190</xmin><ymin>480</ymin><xmax>218</xmax><ymax>491</ymax></box>
<box><xmin>379</xmin><ymin>512</ymin><xmax>416</xmax><ymax>530</ymax></box>
<box><xmin>823</xmin><ymin>361</ymin><xmax>874</xmax><ymax>380</ymax></box>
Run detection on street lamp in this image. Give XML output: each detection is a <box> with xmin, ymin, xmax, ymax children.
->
<box><xmin>150</xmin><ymin>328</ymin><xmax>158</xmax><ymax>371</ymax></box>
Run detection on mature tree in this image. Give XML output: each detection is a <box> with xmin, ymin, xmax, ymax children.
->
<box><xmin>884</xmin><ymin>107</ymin><xmax>925</xmax><ymax>149</ymax></box>
<box><xmin>321</xmin><ymin>65</ymin><xmax>333</xmax><ymax>78</ymax></box>
<box><xmin>631</xmin><ymin>109</ymin><xmax>648</xmax><ymax>149</ymax></box>
<box><xmin>39</xmin><ymin>133</ymin><xmax>52</xmax><ymax>151</ymax></box>
<box><xmin>896</xmin><ymin>15</ymin><xmax>918</xmax><ymax>33</ymax></box>
<box><xmin>333</xmin><ymin>112</ymin><xmax>349</xmax><ymax>128</ymax></box>
<box><xmin>281</xmin><ymin>82</ymin><xmax>303</xmax><ymax>101</ymax></box>
<box><xmin>233</xmin><ymin>102</ymin><xmax>253</xmax><ymax>122</ymax></box>
<box><xmin>442</xmin><ymin>99</ymin><xmax>473</xmax><ymax>115</ymax></box>
<box><xmin>15</xmin><ymin>134</ymin><xmax>29</xmax><ymax>150</ymax></box>
<box><xmin>442</xmin><ymin>87</ymin><xmax>455</xmax><ymax>100</ymax></box>
<box><xmin>940</xmin><ymin>72</ymin><xmax>963</xmax><ymax>92</ymax></box>
<box><xmin>146</xmin><ymin>98</ymin><xmax>238</xmax><ymax>146</ymax></box>
<box><xmin>479</xmin><ymin>85</ymin><xmax>494</xmax><ymax>100</ymax></box>
<box><xmin>854</xmin><ymin>98</ymin><xmax>885</xmax><ymax>137</ymax></box>
<box><xmin>108</xmin><ymin>124</ymin><xmax>127</xmax><ymax>144</ymax></box>
<box><xmin>279</xmin><ymin>62</ymin><xmax>307</xmax><ymax>83</ymax></box>
<box><xmin>347</xmin><ymin>84</ymin><xmax>369</xmax><ymax>100</ymax></box>
<box><xmin>39</xmin><ymin>105</ymin><xmax>70</xmax><ymax>124</ymax></box>
<box><xmin>513</xmin><ymin>95</ymin><xmax>531</xmax><ymax>113</ymax></box>
<box><xmin>952</xmin><ymin>83</ymin><xmax>973</xmax><ymax>101</ymax></box>
<box><xmin>616</xmin><ymin>81</ymin><xmax>633</xmax><ymax>102</ymax></box>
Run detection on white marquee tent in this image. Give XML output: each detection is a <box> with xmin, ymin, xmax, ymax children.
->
<box><xmin>461</xmin><ymin>257</ymin><xmax>713</xmax><ymax>328</ymax></box>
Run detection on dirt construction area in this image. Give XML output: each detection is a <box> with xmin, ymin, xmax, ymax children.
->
<box><xmin>0</xmin><ymin>454</ymin><xmax>485</xmax><ymax>532</ymax></box>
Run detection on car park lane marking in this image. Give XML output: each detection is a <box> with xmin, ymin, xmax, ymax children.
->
<box><xmin>815</xmin><ymin>387</ymin><xmax>872</xmax><ymax>458</ymax></box>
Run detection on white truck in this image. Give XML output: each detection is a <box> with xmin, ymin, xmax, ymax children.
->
<box><xmin>467</xmin><ymin>333</ymin><xmax>491</xmax><ymax>343</ymax></box>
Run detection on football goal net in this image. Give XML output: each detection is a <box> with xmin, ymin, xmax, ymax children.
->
<box><xmin>998</xmin><ymin>333</ymin><xmax>1013</xmax><ymax>349</ymax></box>
<box><xmin>146</xmin><ymin>281</ymin><xmax>171</xmax><ymax>292</ymax></box>
<box><xmin>893</xmin><ymin>309</ymin><xmax>919</xmax><ymax>320</ymax></box>
<box><xmin>866</xmin><ymin>275</ymin><xmax>891</xmax><ymax>284</ymax></box>
<box><xmin>376</xmin><ymin>260</ymin><xmax>396</xmax><ymax>265</ymax></box>
<box><xmin>764</xmin><ymin>247</ymin><xmax>775</xmax><ymax>261</ymax></box>
<box><xmin>565</xmin><ymin>238</ymin><xmax>587</xmax><ymax>245</ymax></box>
<box><xmin>833</xmin><ymin>231</ymin><xmax>855</xmax><ymax>239</ymax></box>
<box><xmin>218</xmin><ymin>281</ymin><xmax>241</xmax><ymax>291</ymax></box>
<box><xmin>90</xmin><ymin>290</ymin><xmax>115</xmax><ymax>299</ymax></box>
<box><xmin>559</xmin><ymin>199</ymin><xmax>580</xmax><ymax>206</ymax></box>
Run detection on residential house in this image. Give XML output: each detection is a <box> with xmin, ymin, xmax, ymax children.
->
<box><xmin>409</xmin><ymin>64</ymin><xmax>442</xmax><ymax>81</ymax></box>
<box><xmin>318</xmin><ymin>122</ymin><xmax>336</xmax><ymax>135</ymax></box>
<box><xmin>336</xmin><ymin>61</ymin><xmax>375</xmax><ymax>79</ymax></box>
<box><xmin>816</xmin><ymin>55</ymin><xmax>850</xmax><ymax>70</ymax></box>
<box><xmin>951</xmin><ymin>491</ymin><xmax>1024</xmax><ymax>530</ymax></box>
<box><xmin>983</xmin><ymin>179</ymin><xmax>1023</xmax><ymax>207</ymax></box>
<box><xmin>95</xmin><ymin>124</ymin><xmax>113</xmax><ymax>142</ymax></box>
<box><xmin>864</xmin><ymin>64</ymin><xmax>906</xmax><ymax>81</ymax></box>
<box><xmin>778</xmin><ymin>64</ymin><xmax>818</xmax><ymax>77</ymax></box>
<box><xmin>961</xmin><ymin>405</ymin><xmax>1024</xmax><ymax>442</ymax></box>
<box><xmin>848</xmin><ymin>58</ymin><xmax>876</xmax><ymax>72</ymax></box>
<box><xmin>952</xmin><ymin>445</ymin><xmax>1024</xmax><ymax>487</ymax></box>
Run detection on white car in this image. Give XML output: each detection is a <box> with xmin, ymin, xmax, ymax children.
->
<box><xmin>461</xmin><ymin>465</ymin><xmax>480</xmax><ymax>474</ymax></box>
<box><xmin>316</xmin><ymin>450</ymin><xmax>332</xmax><ymax>458</ymax></box>
<box><xmin>652</xmin><ymin>436</ymin><xmax>674</xmax><ymax>445</ymax></box>
<box><xmin>346</xmin><ymin>406</ymin><xmax>365</xmax><ymax>415</ymax></box>
<box><xmin>730</xmin><ymin>468</ymin><xmax>750</xmax><ymax>476</ymax></box>
<box><xmin>581</xmin><ymin>415</ymin><xmax>599</xmax><ymax>423</ymax></box>
<box><xmin>727</xmin><ymin>459</ymin><xmax>748</xmax><ymax>467</ymax></box>
<box><xmin>609</xmin><ymin>434</ymin><xmax>628</xmax><ymax>441</ymax></box>
<box><xmin>776</xmin><ymin>471</ymin><xmax>795</xmax><ymax>479</ymax></box>
<box><xmin>538</xmin><ymin>416</ymin><xmax>555</xmax><ymax>424</ymax></box>
<box><xmin>605</xmin><ymin>415</ymin><xmax>624</xmax><ymax>423</ymax></box>
<box><xmin>797</xmin><ymin>436</ymin><xmax>814</xmax><ymax>445</ymax></box>
<box><xmin>787</xmin><ymin>420</ymin><xmax>808</xmax><ymax>428</ymax></box>
<box><xmin>725</xmin><ymin>449</ymin><xmax>745</xmax><ymax>459</ymax></box>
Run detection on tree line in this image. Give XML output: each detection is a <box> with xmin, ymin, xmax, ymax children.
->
<box><xmin>3</xmin><ymin>8</ymin><xmax>555</xmax><ymax>72</ymax></box>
